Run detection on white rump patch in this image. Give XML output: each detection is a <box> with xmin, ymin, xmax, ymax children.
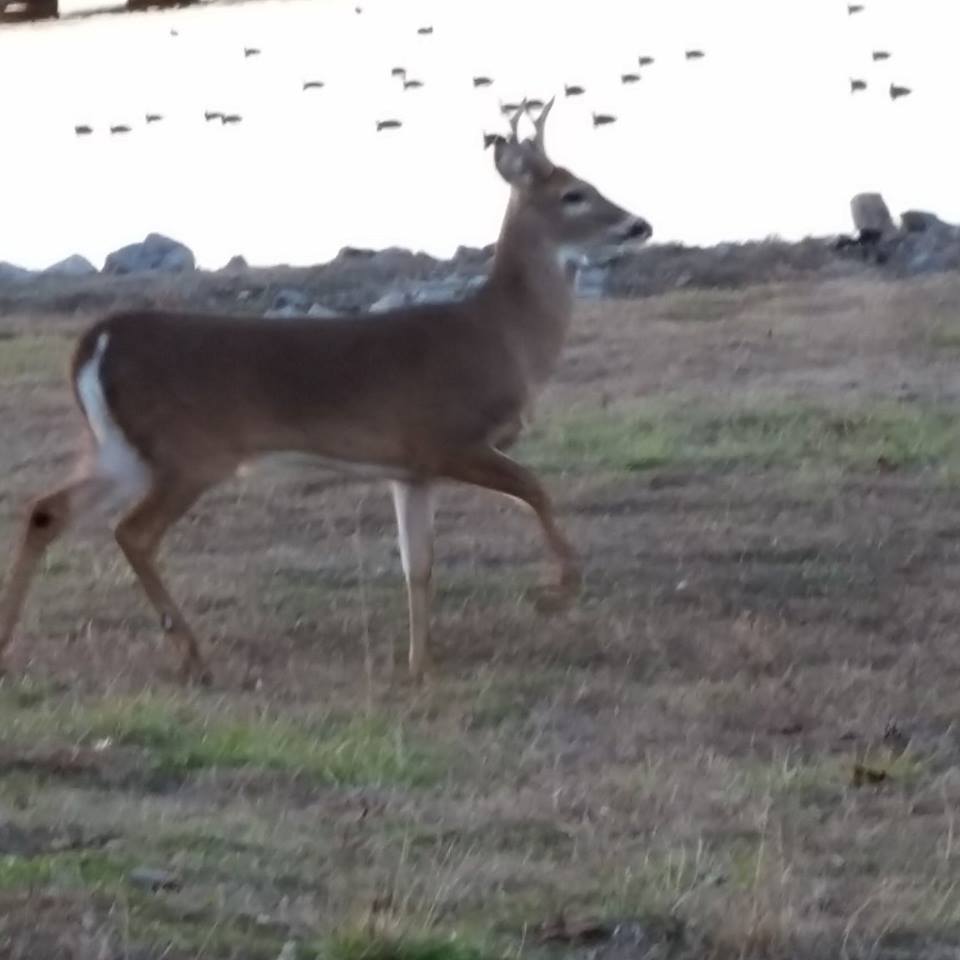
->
<box><xmin>75</xmin><ymin>333</ymin><xmax>152</xmax><ymax>511</ymax></box>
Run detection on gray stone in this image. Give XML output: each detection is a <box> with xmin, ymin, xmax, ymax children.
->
<box><xmin>307</xmin><ymin>302</ymin><xmax>340</xmax><ymax>318</ymax></box>
<box><xmin>0</xmin><ymin>261</ymin><xmax>34</xmax><ymax>283</ymax></box>
<box><xmin>900</xmin><ymin>210</ymin><xmax>953</xmax><ymax>235</ymax></box>
<box><xmin>269</xmin><ymin>287</ymin><xmax>311</xmax><ymax>313</ymax></box>
<box><xmin>43</xmin><ymin>254</ymin><xmax>97</xmax><ymax>277</ymax></box>
<box><xmin>103</xmin><ymin>233</ymin><xmax>195</xmax><ymax>275</ymax></box>
<box><xmin>850</xmin><ymin>193</ymin><xmax>896</xmax><ymax>237</ymax></box>
<box><xmin>575</xmin><ymin>265</ymin><xmax>609</xmax><ymax>298</ymax></box>
<box><xmin>369</xmin><ymin>289</ymin><xmax>410</xmax><ymax>313</ymax></box>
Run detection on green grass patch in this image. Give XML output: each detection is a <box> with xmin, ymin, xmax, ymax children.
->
<box><xmin>0</xmin><ymin>692</ymin><xmax>440</xmax><ymax>787</ymax></box>
<box><xmin>0</xmin><ymin>335</ymin><xmax>70</xmax><ymax>380</ymax></box>
<box><xmin>521</xmin><ymin>403</ymin><xmax>960</xmax><ymax>473</ymax></box>
<box><xmin>0</xmin><ymin>850</ymin><xmax>128</xmax><ymax>893</ymax></box>
<box><xmin>328</xmin><ymin>931</ymin><xmax>497</xmax><ymax>960</ymax></box>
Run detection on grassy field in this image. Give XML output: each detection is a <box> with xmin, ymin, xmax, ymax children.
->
<box><xmin>1</xmin><ymin>274</ymin><xmax>960</xmax><ymax>958</ymax></box>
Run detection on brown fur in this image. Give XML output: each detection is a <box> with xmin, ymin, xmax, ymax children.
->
<box><xmin>0</xmin><ymin>101</ymin><xmax>651</xmax><ymax>684</ymax></box>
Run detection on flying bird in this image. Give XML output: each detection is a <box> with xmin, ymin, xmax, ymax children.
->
<box><xmin>417</xmin><ymin>25</ymin><xmax>433</xmax><ymax>35</ymax></box>
<box><xmin>243</xmin><ymin>47</ymin><xmax>260</xmax><ymax>58</ymax></box>
<box><xmin>403</xmin><ymin>78</ymin><xmax>423</xmax><ymax>90</ymax></box>
<box><xmin>872</xmin><ymin>50</ymin><xmax>890</xmax><ymax>61</ymax></box>
<box><xmin>889</xmin><ymin>83</ymin><xmax>911</xmax><ymax>100</ymax></box>
<box><xmin>850</xmin><ymin>78</ymin><xmax>867</xmax><ymax>92</ymax></box>
<box><xmin>621</xmin><ymin>73</ymin><xmax>641</xmax><ymax>84</ymax></box>
<box><xmin>222</xmin><ymin>113</ymin><xmax>243</xmax><ymax>124</ymax></box>
<box><xmin>204</xmin><ymin>110</ymin><xmax>223</xmax><ymax>122</ymax></box>
<box><xmin>526</xmin><ymin>98</ymin><xmax>545</xmax><ymax>110</ymax></box>
<box><xmin>145</xmin><ymin>113</ymin><xmax>163</xmax><ymax>123</ymax></box>
<box><xmin>848</xmin><ymin>3</ymin><xmax>864</xmax><ymax>12</ymax></box>
<box><xmin>564</xmin><ymin>84</ymin><xmax>585</xmax><ymax>97</ymax></box>
<box><xmin>500</xmin><ymin>101</ymin><xmax>522</xmax><ymax>114</ymax></box>
<box><xmin>592</xmin><ymin>112</ymin><xmax>617</xmax><ymax>127</ymax></box>
<box><xmin>109</xmin><ymin>124</ymin><xmax>131</xmax><ymax>134</ymax></box>
<box><xmin>74</xmin><ymin>124</ymin><xmax>93</xmax><ymax>136</ymax></box>
<box><xmin>391</xmin><ymin>66</ymin><xmax>406</xmax><ymax>78</ymax></box>
<box><xmin>638</xmin><ymin>55</ymin><xmax>655</xmax><ymax>66</ymax></box>
<box><xmin>169</xmin><ymin>27</ymin><xmax>178</xmax><ymax>36</ymax></box>
<box><xmin>302</xmin><ymin>80</ymin><xmax>324</xmax><ymax>90</ymax></box>
<box><xmin>376</xmin><ymin>119</ymin><xmax>402</xmax><ymax>131</ymax></box>
<box><xmin>472</xmin><ymin>76</ymin><xmax>493</xmax><ymax>87</ymax></box>
<box><xmin>685</xmin><ymin>49</ymin><xmax>705</xmax><ymax>60</ymax></box>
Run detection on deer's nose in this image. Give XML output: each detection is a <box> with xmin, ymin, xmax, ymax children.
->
<box><xmin>622</xmin><ymin>218</ymin><xmax>653</xmax><ymax>242</ymax></box>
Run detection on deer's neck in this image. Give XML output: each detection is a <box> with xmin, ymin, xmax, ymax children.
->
<box><xmin>483</xmin><ymin>194</ymin><xmax>576</xmax><ymax>384</ymax></box>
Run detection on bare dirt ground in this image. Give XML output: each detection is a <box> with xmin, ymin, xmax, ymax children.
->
<box><xmin>1</xmin><ymin>274</ymin><xmax>960</xmax><ymax>958</ymax></box>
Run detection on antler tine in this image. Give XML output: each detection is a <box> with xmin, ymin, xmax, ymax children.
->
<box><xmin>531</xmin><ymin>96</ymin><xmax>555</xmax><ymax>153</ymax></box>
<box><xmin>508</xmin><ymin>97</ymin><xmax>527</xmax><ymax>141</ymax></box>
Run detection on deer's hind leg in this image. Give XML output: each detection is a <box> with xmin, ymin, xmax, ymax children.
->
<box><xmin>0</xmin><ymin>469</ymin><xmax>113</xmax><ymax>672</ymax></box>
<box><xmin>114</xmin><ymin>474</ymin><xmax>214</xmax><ymax>685</ymax></box>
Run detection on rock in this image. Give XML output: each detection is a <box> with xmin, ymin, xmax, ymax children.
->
<box><xmin>103</xmin><ymin>233</ymin><xmax>195</xmax><ymax>275</ymax></box>
<box><xmin>307</xmin><ymin>302</ymin><xmax>339</xmax><ymax>317</ymax></box>
<box><xmin>900</xmin><ymin>210</ymin><xmax>953</xmax><ymax>235</ymax></box>
<box><xmin>412</xmin><ymin>276</ymin><xmax>484</xmax><ymax>304</ymax></box>
<box><xmin>370</xmin><ymin>276</ymin><xmax>484</xmax><ymax>313</ymax></box>
<box><xmin>575</xmin><ymin>266</ymin><xmax>609</xmax><ymax>299</ymax></box>
<box><xmin>223</xmin><ymin>254</ymin><xmax>248</xmax><ymax>271</ymax></box>
<box><xmin>850</xmin><ymin>193</ymin><xmax>896</xmax><ymax>238</ymax></box>
<box><xmin>269</xmin><ymin>287</ymin><xmax>311</xmax><ymax>313</ymax></box>
<box><xmin>336</xmin><ymin>246</ymin><xmax>377</xmax><ymax>260</ymax></box>
<box><xmin>42</xmin><ymin>254</ymin><xmax>97</xmax><ymax>277</ymax></box>
<box><xmin>128</xmin><ymin>866</ymin><xmax>181</xmax><ymax>892</ymax></box>
<box><xmin>0</xmin><ymin>261</ymin><xmax>34</xmax><ymax>283</ymax></box>
<box><xmin>369</xmin><ymin>289</ymin><xmax>410</xmax><ymax>313</ymax></box>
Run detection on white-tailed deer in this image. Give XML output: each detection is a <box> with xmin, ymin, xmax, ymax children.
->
<box><xmin>0</xmin><ymin>99</ymin><xmax>651</xmax><ymax>684</ymax></box>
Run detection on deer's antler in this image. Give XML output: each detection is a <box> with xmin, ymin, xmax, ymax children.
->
<box><xmin>530</xmin><ymin>96</ymin><xmax>554</xmax><ymax>154</ymax></box>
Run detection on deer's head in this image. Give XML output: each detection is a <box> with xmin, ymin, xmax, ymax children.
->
<box><xmin>491</xmin><ymin>99</ymin><xmax>652</xmax><ymax>268</ymax></box>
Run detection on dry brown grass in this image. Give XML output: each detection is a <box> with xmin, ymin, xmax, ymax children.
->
<box><xmin>1</xmin><ymin>274</ymin><xmax>960</xmax><ymax>958</ymax></box>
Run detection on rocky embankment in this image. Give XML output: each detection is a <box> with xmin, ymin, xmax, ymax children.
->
<box><xmin>0</xmin><ymin>195</ymin><xmax>957</xmax><ymax>319</ymax></box>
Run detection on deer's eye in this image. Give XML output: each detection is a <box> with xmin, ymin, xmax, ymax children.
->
<box><xmin>561</xmin><ymin>189</ymin><xmax>586</xmax><ymax>205</ymax></box>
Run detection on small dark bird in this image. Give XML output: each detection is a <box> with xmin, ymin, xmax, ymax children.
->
<box><xmin>564</xmin><ymin>84</ymin><xmax>585</xmax><ymax>97</ymax></box>
<box><xmin>74</xmin><ymin>124</ymin><xmax>93</xmax><ymax>136</ymax></box>
<box><xmin>526</xmin><ymin>98</ymin><xmax>545</xmax><ymax>110</ymax></box>
<box><xmin>204</xmin><ymin>110</ymin><xmax>223</xmax><ymax>122</ymax></box>
<box><xmin>302</xmin><ymin>80</ymin><xmax>324</xmax><ymax>90</ymax></box>
<box><xmin>482</xmin><ymin>132</ymin><xmax>502</xmax><ymax>149</ymax></box>
<box><xmin>355</xmin><ymin>5</ymin><xmax>362</xmax><ymax>11</ymax></box>
<box><xmin>889</xmin><ymin>83</ymin><xmax>912</xmax><ymax>100</ymax></box>
<box><xmin>473</xmin><ymin>76</ymin><xmax>493</xmax><ymax>87</ymax></box>
<box><xmin>685</xmin><ymin>49</ymin><xmax>705</xmax><ymax>60</ymax></box>
<box><xmin>403</xmin><ymin>78</ymin><xmax>423</xmax><ymax>90</ymax></box>
<box><xmin>638</xmin><ymin>55</ymin><xmax>655</xmax><ymax>66</ymax></box>
<box><xmin>243</xmin><ymin>47</ymin><xmax>260</xmax><ymax>58</ymax></box>
<box><xmin>621</xmin><ymin>73</ymin><xmax>641</xmax><ymax>84</ymax></box>
<box><xmin>145</xmin><ymin>113</ymin><xmax>163</xmax><ymax>123</ymax></box>
<box><xmin>169</xmin><ymin>27</ymin><xmax>178</xmax><ymax>36</ymax></box>
<box><xmin>391</xmin><ymin>66</ymin><xmax>406</xmax><ymax>77</ymax></box>
<box><xmin>592</xmin><ymin>112</ymin><xmax>617</xmax><ymax>127</ymax></box>
<box><xmin>872</xmin><ymin>50</ymin><xmax>890</xmax><ymax>61</ymax></box>
<box><xmin>417</xmin><ymin>25</ymin><xmax>433</xmax><ymax>35</ymax></box>
<box><xmin>110</xmin><ymin>124</ymin><xmax>131</xmax><ymax>134</ymax></box>
<box><xmin>850</xmin><ymin>78</ymin><xmax>867</xmax><ymax>92</ymax></box>
<box><xmin>221</xmin><ymin>113</ymin><xmax>243</xmax><ymax>124</ymax></box>
<box><xmin>848</xmin><ymin>3</ymin><xmax>864</xmax><ymax>12</ymax></box>
<box><xmin>376</xmin><ymin>119</ymin><xmax>402</xmax><ymax>131</ymax></box>
<box><xmin>500</xmin><ymin>101</ymin><xmax>522</xmax><ymax>114</ymax></box>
